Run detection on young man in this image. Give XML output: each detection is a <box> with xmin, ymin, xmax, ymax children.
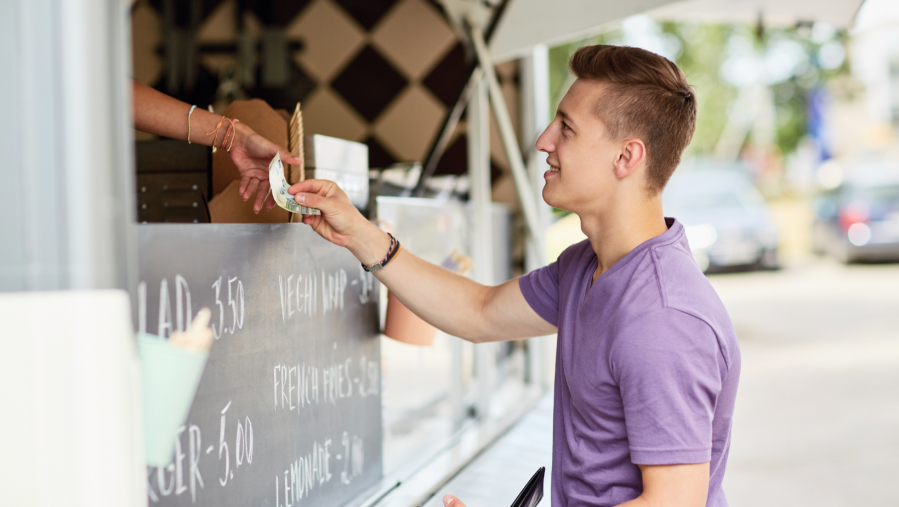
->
<box><xmin>288</xmin><ymin>45</ymin><xmax>740</xmax><ymax>507</ymax></box>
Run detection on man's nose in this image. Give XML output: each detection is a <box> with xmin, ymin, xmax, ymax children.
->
<box><xmin>535</xmin><ymin>125</ymin><xmax>554</xmax><ymax>153</ymax></box>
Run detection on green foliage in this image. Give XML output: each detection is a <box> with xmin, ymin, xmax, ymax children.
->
<box><xmin>546</xmin><ymin>20</ymin><xmax>850</xmax><ymax>159</ymax></box>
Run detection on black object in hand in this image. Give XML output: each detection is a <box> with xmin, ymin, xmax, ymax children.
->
<box><xmin>510</xmin><ymin>467</ymin><xmax>545</xmax><ymax>507</ymax></box>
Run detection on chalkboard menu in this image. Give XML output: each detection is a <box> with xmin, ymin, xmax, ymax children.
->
<box><xmin>136</xmin><ymin>224</ymin><xmax>382</xmax><ymax>506</ymax></box>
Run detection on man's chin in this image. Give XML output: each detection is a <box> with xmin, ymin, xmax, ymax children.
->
<box><xmin>542</xmin><ymin>187</ymin><xmax>562</xmax><ymax>209</ymax></box>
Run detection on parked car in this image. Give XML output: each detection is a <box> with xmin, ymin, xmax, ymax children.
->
<box><xmin>812</xmin><ymin>165</ymin><xmax>899</xmax><ymax>263</ymax></box>
<box><xmin>664</xmin><ymin>167</ymin><xmax>779</xmax><ymax>273</ymax></box>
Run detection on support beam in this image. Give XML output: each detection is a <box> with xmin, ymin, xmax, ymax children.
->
<box><xmin>467</xmin><ymin>17</ymin><xmax>545</xmax><ymax>267</ymax></box>
<box><xmin>468</xmin><ymin>75</ymin><xmax>497</xmax><ymax>419</ymax></box>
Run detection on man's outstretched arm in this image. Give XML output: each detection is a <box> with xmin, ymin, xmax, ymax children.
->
<box><xmin>289</xmin><ymin>179</ymin><xmax>557</xmax><ymax>343</ymax></box>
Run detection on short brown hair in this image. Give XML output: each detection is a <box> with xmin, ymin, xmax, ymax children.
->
<box><xmin>569</xmin><ymin>45</ymin><xmax>696</xmax><ymax>194</ymax></box>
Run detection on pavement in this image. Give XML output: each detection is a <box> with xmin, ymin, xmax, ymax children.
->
<box><xmin>712</xmin><ymin>258</ymin><xmax>899</xmax><ymax>506</ymax></box>
<box><xmin>416</xmin><ymin>256</ymin><xmax>899</xmax><ymax>507</ymax></box>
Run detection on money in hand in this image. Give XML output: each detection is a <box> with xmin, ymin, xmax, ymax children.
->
<box><xmin>268</xmin><ymin>152</ymin><xmax>320</xmax><ymax>215</ymax></box>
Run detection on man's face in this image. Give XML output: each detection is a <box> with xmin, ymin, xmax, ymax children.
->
<box><xmin>536</xmin><ymin>79</ymin><xmax>622</xmax><ymax>214</ymax></box>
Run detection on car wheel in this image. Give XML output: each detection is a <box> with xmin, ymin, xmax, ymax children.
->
<box><xmin>833</xmin><ymin>239</ymin><xmax>856</xmax><ymax>264</ymax></box>
<box><xmin>760</xmin><ymin>247</ymin><xmax>779</xmax><ymax>270</ymax></box>
<box><xmin>811</xmin><ymin>223</ymin><xmax>827</xmax><ymax>255</ymax></box>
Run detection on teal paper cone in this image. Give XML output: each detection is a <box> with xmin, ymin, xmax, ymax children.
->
<box><xmin>136</xmin><ymin>333</ymin><xmax>208</xmax><ymax>467</ymax></box>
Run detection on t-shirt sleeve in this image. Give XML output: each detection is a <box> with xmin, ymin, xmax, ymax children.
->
<box><xmin>517</xmin><ymin>258</ymin><xmax>561</xmax><ymax>327</ymax></box>
<box><xmin>611</xmin><ymin>309</ymin><xmax>723</xmax><ymax>465</ymax></box>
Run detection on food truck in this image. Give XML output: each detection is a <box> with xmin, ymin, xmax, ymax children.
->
<box><xmin>0</xmin><ymin>0</ymin><xmax>863</xmax><ymax>506</ymax></box>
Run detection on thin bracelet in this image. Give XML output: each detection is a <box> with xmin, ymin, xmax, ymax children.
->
<box><xmin>187</xmin><ymin>105</ymin><xmax>197</xmax><ymax>144</ymax></box>
<box><xmin>362</xmin><ymin>233</ymin><xmax>400</xmax><ymax>272</ymax></box>
<box><xmin>206</xmin><ymin>115</ymin><xmax>226</xmax><ymax>153</ymax></box>
<box><xmin>222</xmin><ymin>118</ymin><xmax>240</xmax><ymax>152</ymax></box>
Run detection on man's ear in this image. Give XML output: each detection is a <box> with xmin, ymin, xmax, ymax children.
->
<box><xmin>613</xmin><ymin>139</ymin><xmax>646</xmax><ymax>180</ymax></box>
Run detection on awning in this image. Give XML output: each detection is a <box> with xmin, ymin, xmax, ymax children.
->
<box><xmin>489</xmin><ymin>0</ymin><xmax>867</xmax><ymax>62</ymax></box>
<box><xmin>647</xmin><ymin>0</ymin><xmax>865</xmax><ymax>28</ymax></box>
<box><xmin>489</xmin><ymin>0</ymin><xmax>680</xmax><ymax>62</ymax></box>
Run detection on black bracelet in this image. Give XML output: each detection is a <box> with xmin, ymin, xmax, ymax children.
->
<box><xmin>362</xmin><ymin>233</ymin><xmax>400</xmax><ymax>272</ymax></box>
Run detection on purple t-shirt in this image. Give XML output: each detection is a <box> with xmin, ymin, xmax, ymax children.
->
<box><xmin>519</xmin><ymin>218</ymin><xmax>740</xmax><ymax>507</ymax></box>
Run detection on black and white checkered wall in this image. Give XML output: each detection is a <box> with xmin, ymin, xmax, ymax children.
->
<box><xmin>132</xmin><ymin>0</ymin><xmax>520</xmax><ymax>177</ymax></box>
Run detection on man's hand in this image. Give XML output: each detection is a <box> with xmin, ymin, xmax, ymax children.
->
<box><xmin>288</xmin><ymin>179</ymin><xmax>393</xmax><ymax>266</ymax></box>
<box><xmin>229</xmin><ymin>124</ymin><xmax>301</xmax><ymax>213</ymax></box>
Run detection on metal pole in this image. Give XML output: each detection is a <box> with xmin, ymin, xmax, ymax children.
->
<box><xmin>469</xmin><ymin>75</ymin><xmax>497</xmax><ymax>420</ymax></box>
<box><xmin>520</xmin><ymin>45</ymin><xmax>554</xmax><ymax>388</ymax></box>
<box><xmin>466</xmin><ymin>16</ymin><xmax>545</xmax><ymax>267</ymax></box>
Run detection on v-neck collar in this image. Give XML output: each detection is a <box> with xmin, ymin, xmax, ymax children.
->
<box><xmin>582</xmin><ymin>218</ymin><xmax>680</xmax><ymax>299</ymax></box>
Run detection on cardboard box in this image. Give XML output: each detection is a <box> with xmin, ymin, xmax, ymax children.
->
<box><xmin>208</xmin><ymin>101</ymin><xmax>370</xmax><ymax>224</ymax></box>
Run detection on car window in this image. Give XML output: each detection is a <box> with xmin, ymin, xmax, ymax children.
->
<box><xmin>665</xmin><ymin>191</ymin><xmax>745</xmax><ymax>211</ymax></box>
<box><xmin>848</xmin><ymin>184</ymin><xmax>899</xmax><ymax>203</ymax></box>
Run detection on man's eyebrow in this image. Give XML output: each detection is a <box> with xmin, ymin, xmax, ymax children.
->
<box><xmin>558</xmin><ymin>109</ymin><xmax>577</xmax><ymax>128</ymax></box>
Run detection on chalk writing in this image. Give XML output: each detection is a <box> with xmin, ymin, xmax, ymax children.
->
<box><xmin>272</xmin><ymin>356</ymin><xmax>379</xmax><ymax>412</ymax></box>
<box><xmin>274</xmin><ymin>434</ymin><xmax>364</xmax><ymax>506</ymax></box>
<box><xmin>212</xmin><ymin>276</ymin><xmax>245</xmax><ymax>339</ymax></box>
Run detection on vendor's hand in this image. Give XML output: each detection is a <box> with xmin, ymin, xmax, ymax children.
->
<box><xmin>443</xmin><ymin>494</ymin><xmax>467</xmax><ymax>507</ymax></box>
<box><xmin>229</xmin><ymin>124</ymin><xmax>301</xmax><ymax>213</ymax></box>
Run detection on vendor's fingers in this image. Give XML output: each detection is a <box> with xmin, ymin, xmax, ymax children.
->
<box><xmin>253</xmin><ymin>189</ymin><xmax>266</xmax><ymax>213</ymax></box>
<box><xmin>243</xmin><ymin>178</ymin><xmax>260</xmax><ymax>202</ymax></box>
<box><xmin>280</xmin><ymin>150</ymin><xmax>302</xmax><ymax>165</ymax></box>
<box><xmin>239</xmin><ymin>174</ymin><xmax>250</xmax><ymax>196</ymax></box>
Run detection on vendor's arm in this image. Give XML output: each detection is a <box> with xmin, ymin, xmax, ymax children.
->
<box><xmin>131</xmin><ymin>80</ymin><xmax>300</xmax><ymax>212</ymax></box>
<box><xmin>289</xmin><ymin>179</ymin><xmax>557</xmax><ymax>343</ymax></box>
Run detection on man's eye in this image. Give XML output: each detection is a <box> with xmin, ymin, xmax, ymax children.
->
<box><xmin>561</xmin><ymin>122</ymin><xmax>570</xmax><ymax>130</ymax></box>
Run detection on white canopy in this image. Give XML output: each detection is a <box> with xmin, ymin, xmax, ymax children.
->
<box><xmin>647</xmin><ymin>0</ymin><xmax>865</xmax><ymax>28</ymax></box>
<box><xmin>489</xmin><ymin>0</ymin><xmax>867</xmax><ymax>62</ymax></box>
<box><xmin>488</xmin><ymin>0</ymin><xmax>682</xmax><ymax>62</ymax></box>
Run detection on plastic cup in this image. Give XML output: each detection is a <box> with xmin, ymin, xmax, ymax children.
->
<box><xmin>135</xmin><ymin>333</ymin><xmax>208</xmax><ymax>467</ymax></box>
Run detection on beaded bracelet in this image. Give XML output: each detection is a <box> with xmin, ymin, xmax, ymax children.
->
<box><xmin>363</xmin><ymin>233</ymin><xmax>401</xmax><ymax>273</ymax></box>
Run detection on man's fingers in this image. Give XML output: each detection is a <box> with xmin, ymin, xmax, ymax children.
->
<box><xmin>288</xmin><ymin>178</ymin><xmax>335</xmax><ymax>197</ymax></box>
<box><xmin>292</xmin><ymin>190</ymin><xmax>335</xmax><ymax>213</ymax></box>
<box><xmin>443</xmin><ymin>494</ymin><xmax>465</xmax><ymax>507</ymax></box>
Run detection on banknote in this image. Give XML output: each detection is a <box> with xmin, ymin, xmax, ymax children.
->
<box><xmin>268</xmin><ymin>152</ymin><xmax>320</xmax><ymax>215</ymax></box>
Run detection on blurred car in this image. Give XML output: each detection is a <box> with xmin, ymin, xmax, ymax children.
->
<box><xmin>664</xmin><ymin>167</ymin><xmax>779</xmax><ymax>273</ymax></box>
<box><xmin>812</xmin><ymin>165</ymin><xmax>899</xmax><ymax>263</ymax></box>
